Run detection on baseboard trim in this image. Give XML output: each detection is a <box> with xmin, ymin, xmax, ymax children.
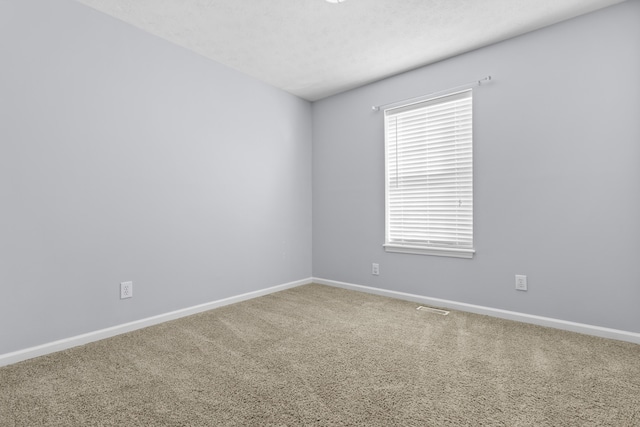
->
<box><xmin>4</xmin><ymin>276</ymin><xmax>636</xmax><ymax>367</ymax></box>
<box><xmin>313</xmin><ymin>277</ymin><xmax>640</xmax><ymax>345</ymax></box>
<box><xmin>0</xmin><ymin>277</ymin><xmax>314</xmax><ymax>368</ymax></box>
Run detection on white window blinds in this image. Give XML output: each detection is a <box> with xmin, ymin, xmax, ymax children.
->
<box><xmin>384</xmin><ymin>89</ymin><xmax>474</xmax><ymax>258</ymax></box>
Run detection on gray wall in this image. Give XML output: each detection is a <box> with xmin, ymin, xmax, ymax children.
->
<box><xmin>0</xmin><ymin>0</ymin><xmax>312</xmax><ymax>354</ymax></box>
<box><xmin>1</xmin><ymin>0</ymin><xmax>638</xmax><ymax>357</ymax></box>
<box><xmin>312</xmin><ymin>0</ymin><xmax>640</xmax><ymax>333</ymax></box>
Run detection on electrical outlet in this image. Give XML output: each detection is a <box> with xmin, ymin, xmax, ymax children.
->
<box><xmin>120</xmin><ymin>281</ymin><xmax>133</xmax><ymax>299</ymax></box>
<box><xmin>515</xmin><ymin>275</ymin><xmax>527</xmax><ymax>291</ymax></box>
<box><xmin>372</xmin><ymin>263</ymin><xmax>380</xmax><ymax>276</ymax></box>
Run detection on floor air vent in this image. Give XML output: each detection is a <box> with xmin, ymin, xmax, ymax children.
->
<box><xmin>416</xmin><ymin>306</ymin><xmax>450</xmax><ymax>316</ymax></box>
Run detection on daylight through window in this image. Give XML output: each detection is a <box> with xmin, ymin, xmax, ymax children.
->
<box><xmin>384</xmin><ymin>89</ymin><xmax>474</xmax><ymax>258</ymax></box>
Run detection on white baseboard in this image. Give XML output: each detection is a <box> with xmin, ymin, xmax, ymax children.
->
<box><xmin>0</xmin><ymin>277</ymin><xmax>314</xmax><ymax>368</ymax></box>
<box><xmin>3</xmin><ymin>276</ymin><xmax>637</xmax><ymax>368</ymax></box>
<box><xmin>313</xmin><ymin>277</ymin><xmax>640</xmax><ymax>345</ymax></box>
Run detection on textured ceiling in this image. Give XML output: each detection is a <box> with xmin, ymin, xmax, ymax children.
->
<box><xmin>73</xmin><ymin>0</ymin><xmax>626</xmax><ymax>101</ymax></box>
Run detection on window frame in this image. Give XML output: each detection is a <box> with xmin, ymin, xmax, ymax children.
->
<box><xmin>383</xmin><ymin>89</ymin><xmax>475</xmax><ymax>259</ymax></box>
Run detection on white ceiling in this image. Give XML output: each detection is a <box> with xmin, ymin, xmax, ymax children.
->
<box><xmin>73</xmin><ymin>0</ymin><xmax>626</xmax><ymax>101</ymax></box>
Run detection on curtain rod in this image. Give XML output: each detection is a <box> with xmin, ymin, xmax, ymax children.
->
<box><xmin>371</xmin><ymin>75</ymin><xmax>492</xmax><ymax>112</ymax></box>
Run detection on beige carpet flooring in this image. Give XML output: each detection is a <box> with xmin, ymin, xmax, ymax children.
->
<box><xmin>1</xmin><ymin>284</ymin><xmax>639</xmax><ymax>426</ymax></box>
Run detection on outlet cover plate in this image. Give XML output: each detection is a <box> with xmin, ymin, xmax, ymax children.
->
<box><xmin>515</xmin><ymin>275</ymin><xmax>527</xmax><ymax>291</ymax></box>
<box><xmin>120</xmin><ymin>281</ymin><xmax>133</xmax><ymax>299</ymax></box>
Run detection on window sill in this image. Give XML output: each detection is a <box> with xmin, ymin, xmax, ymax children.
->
<box><xmin>383</xmin><ymin>244</ymin><xmax>475</xmax><ymax>259</ymax></box>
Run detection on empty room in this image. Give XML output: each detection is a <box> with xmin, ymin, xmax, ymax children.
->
<box><xmin>1</xmin><ymin>0</ymin><xmax>639</xmax><ymax>425</ymax></box>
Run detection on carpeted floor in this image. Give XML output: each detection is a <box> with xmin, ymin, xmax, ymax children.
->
<box><xmin>1</xmin><ymin>284</ymin><xmax>639</xmax><ymax>426</ymax></box>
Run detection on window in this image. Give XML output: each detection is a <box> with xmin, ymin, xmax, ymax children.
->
<box><xmin>384</xmin><ymin>89</ymin><xmax>474</xmax><ymax>258</ymax></box>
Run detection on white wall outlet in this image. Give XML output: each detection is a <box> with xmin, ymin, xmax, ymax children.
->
<box><xmin>515</xmin><ymin>275</ymin><xmax>527</xmax><ymax>291</ymax></box>
<box><xmin>372</xmin><ymin>263</ymin><xmax>380</xmax><ymax>276</ymax></box>
<box><xmin>120</xmin><ymin>281</ymin><xmax>133</xmax><ymax>299</ymax></box>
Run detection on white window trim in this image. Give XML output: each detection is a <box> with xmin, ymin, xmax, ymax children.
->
<box><xmin>383</xmin><ymin>89</ymin><xmax>475</xmax><ymax>259</ymax></box>
<box><xmin>383</xmin><ymin>243</ymin><xmax>475</xmax><ymax>259</ymax></box>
